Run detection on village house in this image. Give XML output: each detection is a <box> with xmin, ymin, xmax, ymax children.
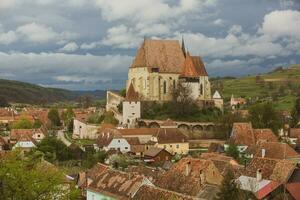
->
<box><xmin>230</xmin><ymin>94</ymin><xmax>247</xmax><ymax>109</ymax></box>
<box><xmin>72</xmin><ymin>112</ymin><xmax>100</xmax><ymax>139</ymax></box>
<box><xmin>132</xmin><ymin>185</ymin><xmax>204</xmax><ymax>200</ymax></box>
<box><xmin>97</xmin><ymin>127</ymin><xmax>189</xmax><ymax>156</ymax></box>
<box><xmin>253</xmin><ymin>141</ymin><xmax>300</xmax><ymax>162</ymax></box>
<box><xmin>236</xmin><ymin>157</ymin><xmax>298</xmax><ymax>199</ymax></box>
<box><xmin>228</xmin><ymin>122</ymin><xmax>278</xmax><ymax>155</ymax></box>
<box><xmin>86</xmin><ymin>168</ymin><xmax>153</xmax><ymax>200</ymax></box>
<box><xmin>289</xmin><ymin>128</ymin><xmax>300</xmax><ymax>150</ymax></box>
<box><xmin>143</xmin><ymin>147</ymin><xmax>172</xmax><ymax>165</ymax></box>
<box><xmin>10</xmin><ymin>128</ymin><xmax>47</xmax><ymax>144</ymax></box>
<box><xmin>12</xmin><ymin>134</ymin><xmax>37</xmax><ymax>151</ymax></box>
<box><xmin>155</xmin><ymin>157</ymin><xmax>224</xmax><ymax>199</ymax></box>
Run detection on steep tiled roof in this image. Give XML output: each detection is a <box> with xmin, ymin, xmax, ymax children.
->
<box><xmin>200</xmin><ymin>153</ymin><xmax>240</xmax><ymax>167</ymax></box>
<box><xmin>230</xmin><ymin>122</ymin><xmax>255</xmax><ymax>146</ymax></box>
<box><xmin>97</xmin><ymin>128</ymin><xmax>122</xmax><ymax>147</ymax></box>
<box><xmin>155</xmin><ymin>128</ymin><xmax>188</xmax><ymax>143</ymax></box>
<box><xmin>10</xmin><ymin>129</ymin><xmax>43</xmax><ymax>141</ymax></box>
<box><xmin>133</xmin><ymin>185</ymin><xmax>202</xmax><ymax>200</ymax></box>
<box><xmin>255</xmin><ymin>142</ymin><xmax>299</xmax><ymax>159</ymax></box>
<box><xmin>87</xmin><ymin>169</ymin><xmax>146</xmax><ymax>199</ymax></box>
<box><xmin>230</xmin><ymin>123</ymin><xmax>279</xmax><ymax>146</ymax></box>
<box><xmin>87</xmin><ymin>163</ymin><xmax>110</xmax><ymax>182</ymax></box>
<box><xmin>126</xmin><ymin>165</ymin><xmax>163</xmax><ymax>182</ymax></box>
<box><xmin>131</xmin><ymin>39</ymin><xmax>185</xmax><ymax>73</ymax></box>
<box><xmin>286</xmin><ymin>183</ymin><xmax>300</xmax><ymax>200</ymax></box>
<box><xmin>180</xmin><ymin>53</ymin><xmax>208</xmax><ymax>77</ymax></box>
<box><xmin>126</xmin><ymin>83</ymin><xmax>139</xmax><ymax>101</ymax></box>
<box><xmin>254</xmin><ymin>129</ymin><xmax>278</xmax><ymax>143</ymax></box>
<box><xmin>239</xmin><ymin>157</ymin><xmax>296</xmax><ymax>183</ymax></box>
<box><xmin>156</xmin><ymin>158</ymin><xmax>214</xmax><ymax>196</ymax></box>
<box><xmin>144</xmin><ymin>147</ymin><xmax>165</xmax><ymax>157</ymax></box>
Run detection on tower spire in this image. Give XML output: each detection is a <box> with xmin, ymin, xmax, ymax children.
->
<box><xmin>181</xmin><ymin>35</ymin><xmax>186</xmax><ymax>58</ymax></box>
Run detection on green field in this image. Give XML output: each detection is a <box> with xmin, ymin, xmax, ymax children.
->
<box><xmin>212</xmin><ymin>64</ymin><xmax>300</xmax><ymax>111</ymax></box>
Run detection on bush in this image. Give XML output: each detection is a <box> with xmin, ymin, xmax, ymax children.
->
<box><xmin>11</xmin><ymin>118</ymin><xmax>33</xmax><ymax>129</ymax></box>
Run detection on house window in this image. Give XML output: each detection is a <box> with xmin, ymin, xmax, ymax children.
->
<box><xmin>37</xmin><ymin>134</ymin><xmax>40</xmax><ymax>138</ymax></box>
<box><xmin>118</xmin><ymin>140</ymin><xmax>120</xmax><ymax>143</ymax></box>
<box><xmin>164</xmin><ymin>145</ymin><xmax>166</xmax><ymax>149</ymax></box>
<box><xmin>125</xmin><ymin>147</ymin><xmax>128</xmax><ymax>150</ymax></box>
<box><xmin>163</xmin><ymin>81</ymin><xmax>167</xmax><ymax>94</ymax></box>
<box><xmin>170</xmin><ymin>145</ymin><xmax>172</xmax><ymax>148</ymax></box>
<box><xmin>176</xmin><ymin>144</ymin><xmax>179</xmax><ymax>148</ymax></box>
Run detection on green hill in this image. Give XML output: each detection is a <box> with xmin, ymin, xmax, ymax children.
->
<box><xmin>211</xmin><ymin>64</ymin><xmax>300</xmax><ymax>111</ymax></box>
<box><xmin>0</xmin><ymin>79</ymin><xmax>106</xmax><ymax>104</ymax></box>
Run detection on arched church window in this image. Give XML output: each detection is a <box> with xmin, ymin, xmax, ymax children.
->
<box><xmin>200</xmin><ymin>84</ymin><xmax>203</xmax><ymax>95</ymax></box>
<box><xmin>163</xmin><ymin>81</ymin><xmax>167</xmax><ymax>94</ymax></box>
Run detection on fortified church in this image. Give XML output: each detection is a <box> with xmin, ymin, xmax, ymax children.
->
<box><xmin>107</xmin><ymin>38</ymin><xmax>223</xmax><ymax>127</ymax></box>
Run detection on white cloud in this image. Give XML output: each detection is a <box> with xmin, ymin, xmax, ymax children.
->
<box><xmin>0</xmin><ymin>0</ymin><xmax>18</xmax><ymax>9</ymax></box>
<box><xmin>260</xmin><ymin>10</ymin><xmax>300</xmax><ymax>39</ymax></box>
<box><xmin>213</xmin><ymin>18</ymin><xmax>224</xmax><ymax>26</ymax></box>
<box><xmin>0</xmin><ymin>31</ymin><xmax>18</xmax><ymax>45</ymax></box>
<box><xmin>16</xmin><ymin>22</ymin><xmax>59</xmax><ymax>43</ymax></box>
<box><xmin>59</xmin><ymin>42</ymin><xmax>79</xmax><ymax>52</ymax></box>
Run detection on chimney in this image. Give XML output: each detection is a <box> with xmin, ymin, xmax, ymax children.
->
<box><xmin>256</xmin><ymin>169</ymin><xmax>262</xmax><ymax>182</ymax></box>
<box><xmin>261</xmin><ymin>149</ymin><xmax>266</xmax><ymax>158</ymax></box>
<box><xmin>185</xmin><ymin>161</ymin><xmax>191</xmax><ymax>176</ymax></box>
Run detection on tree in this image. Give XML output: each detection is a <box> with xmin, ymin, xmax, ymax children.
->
<box><xmin>171</xmin><ymin>81</ymin><xmax>197</xmax><ymax>117</ymax></box>
<box><xmin>119</xmin><ymin>88</ymin><xmax>126</xmax><ymax>97</ymax></box>
<box><xmin>225</xmin><ymin>144</ymin><xmax>239</xmax><ymax>160</ymax></box>
<box><xmin>291</xmin><ymin>98</ymin><xmax>300</xmax><ymax>127</ymax></box>
<box><xmin>216</xmin><ymin>112</ymin><xmax>245</xmax><ymax>139</ymax></box>
<box><xmin>61</xmin><ymin>108</ymin><xmax>75</xmax><ymax>131</ymax></box>
<box><xmin>103</xmin><ymin>112</ymin><xmax>118</xmax><ymax>125</ymax></box>
<box><xmin>33</xmin><ymin>119</ymin><xmax>43</xmax><ymax>128</ymax></box>
<box><xmin>48</xmin><ymin>108</ymin><xmax>61</xmax><ymax>127</ymax></box>
<box><xmin>11</xmin><ymin>118</ymin><xmax>33</xmax><ymax>129</ymax></box>
<box><xmin>248</xmin><ymin>102</ymin><xmax>282</xmax><ymax>134</ymax></box>
<box><xmin>77</xmin><ymin>95</ymin><xmax>93</xmax><ymax>108</ymax></box>
<box><xmin>215</xmin><ymin>168</ymin><xmax>245</xmax><ymax>200</ymax></box>
<box><xmin>0</xmin><ymin>97</ymin><xmax>9</xmax><ymax>107</ymax></box>
<box><xmin>0</xmin><ymin>150</ymin><xmax>77</xmax><ymax>200</ymax></box>
<box><xmin>87</xmin><ymin>113</ymin><xmax>104</xmax><ymax>124</ymax></box>
<box><xmin>36</xmin><ymin>137</ymin><xmax>73</xmax><ymax>162</ymax></box>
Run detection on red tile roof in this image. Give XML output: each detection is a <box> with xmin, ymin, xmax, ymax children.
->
<box><xmin>255</xmin><ymin>181</ymin><xmax>280</xmax><ymax>200</ymax></box>
<box><xmin>286</xmin><ymin>183</ymin><xmax>300</xmax><ymax>200</ymax></box>
<box><xmin>87</xmin><ymin>169</ymin><xmax>145</xmax><ymax>199</ymax></box>
<box><xmin>10</xmin><ymin>129</ymin><xmax>43</xmax><ymax>141</ymax></box>
<box><xmin>255</xmin><ymin>142</ymin><xmax>299</xmax><ymax>159</ymax></box>
<box><xmin>181</xmin><ymin>52</ymin><xmax>208</xmax><ymax>77</ymax></box>
<box><xmin>254</xmin><ymin>129</ymin><xmax>278</xmax><ymax>143</ymax></box>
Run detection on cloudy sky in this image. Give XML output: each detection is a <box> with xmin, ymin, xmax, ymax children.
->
<box><xmin>0</xmin><ymin>0</ymin><xmax>299</xmax><ymax>90</ymax></box>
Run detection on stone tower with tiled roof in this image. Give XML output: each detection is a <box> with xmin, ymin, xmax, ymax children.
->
<box><xmin>123</xmin><ymin>82</ymin><xmax>141</xmax><ymax>128</ymax></box>
<box><xmin>126</xmin><ymin>38</ymin><xmax>217</xmax><ymax>107</ymax></box>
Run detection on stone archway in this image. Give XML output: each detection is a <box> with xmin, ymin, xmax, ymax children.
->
<box><xmin>138</xmin><ymin>121</ymin><xmax>147</xmax><ymax>128</ymax></box>
<box><xmin>178</xmin><ymin>124</ymin><xmax>190</xmax><ymax>131</ymax></box>
<box><xmin>192</xmin><ymin>125</ymin><xmax>204</xmax><ymax>132</ymax></box>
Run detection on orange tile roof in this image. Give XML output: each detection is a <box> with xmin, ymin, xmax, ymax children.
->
<box><xmin>10</xmin><ymin>129</ymin><xmax>43</xmax><ymax>141</ymax></box>
<box><xmin>230</xmin><ymin>122</ymin><xmax>255</xmax><ymax>146</ymax></box>
<box><xmin>254</xmin><ymin>129</ymin><xmax>278</xmax><ymax>143</ymax></box>
<box><xmin>88</xmin><ymin>169</ymin><xmax>145</xmax><ymax>199</ymax></box>
<box><xmin>181</xmin><ymin>52</ymin><xmax>208</xmax><ymax>77</ymax></box>
<box><xmin>156</xmin><ymin>158</ymin><xmax>214</xmax><ymax>196</ymax></box>
<box><xmin>239</xmin><ymin>157</ymin><xmax>296</xmax><ymax>183</ymax></box>
<box><xmin>132</xmin><ymin>185</ymin><xmax>201</xmax><ymax>200</ymax></box>
<box><xmin>131</xmin><ymin>39</ymin><xmax>185</xmax><ymax>73</ymax></box>
<box><xmin>255</xmin><ymin>142</ymin><xmax>299</xmax><ymax>159</ymax></box>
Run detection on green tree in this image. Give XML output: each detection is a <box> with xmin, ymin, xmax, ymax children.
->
<box><xmin>61</xmin><ymin>107</ymin><xmax>75</xmax><ymax>131</ymax></box>
<box><xmin>33</xmin><ymin>119</ymin><xmax>43</xmax><ymax>128</ymax></box>
<box><xmin>11</xmin><ymin>118</ymin><xmax>33</xmax><ymax>129</ymax></box>
<box><xmin>215</xmin><ymin>168</ymin><xmax>245</xmax><ymax>200</ymax></box>
<box><xmin>248</xmin><ymin>102</ymin><xmax>282</xmax><ymax>134</ymax></box>
<box><xmin>103</xmin><ymin>112</ymin><xmax>119</xmax><ymax>125</ymax></box>
<box><xmin>216</xmin><ymin>112</ymin><xmax>245</xmax><ymax>139</ymax></box>
<box><xmin>36</xmin><ymin>137</ymin><xmax>73</xmax><ymax>162</ymax></box>
<box><xmin>225</xmin><ymin>144</ymin><xmax>239</xmax><ymax>160</ymax></box>
<box><xmin>119</xmin><ymin>88</ymin><xmax>126</xmax><ymax>97</ymax></box>
<box><xmin>87</xmin><ymin>113</ymin><xmax>104</xmax><ymax>124</ymax></box>
<box><xmin>48</xmin><ymin>108</ymin><xmax>61</xmax><ymax>127</ymax></box>
<box><xmin>291</xmin><ymin>98</ymin><xmax>300</xmax><ymax>127</ymax></box>
<box><xmin>0</xmin><ymin>150</ymin><xmax>75</xmax><ymax>200</ymax></box>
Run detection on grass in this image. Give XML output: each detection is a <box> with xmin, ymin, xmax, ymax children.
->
<box><xmin>212</xmin><ymin>64</ymin><xmax>300</xmax><ymax>111</ymax></box>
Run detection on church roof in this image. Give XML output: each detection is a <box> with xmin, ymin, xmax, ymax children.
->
<box><xmin>131</xmin><ymin>39</ymin><xmax>185</xmax><ymax>73</ymax></box>
<box><xmin>180</xmin><ymin>52</ymin><xmax>208</xmax><ymax>77</ymax></box>
<box><xmin>126</xmin><ymin>83</ymin><xmax>139</xmax><ymax>101</ymax></box>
